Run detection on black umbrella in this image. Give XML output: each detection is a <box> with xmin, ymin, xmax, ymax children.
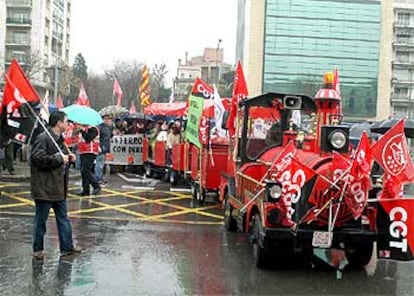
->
<box><xmin>125</xmin><ymin>112</ymin><xmax>152</xmax><ymax>121</ymax></box>
<box><xmin>370</xmin><ymin>117</ymin><xmax>414</xmax><ymax>138</ymax></box>
<box><xmin>349</xmin><ymin>122</ymin><xmax>373</xmax><ymax>138</ymax></box>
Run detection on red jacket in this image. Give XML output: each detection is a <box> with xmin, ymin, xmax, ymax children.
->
<box><xmin>78</xmin><ymin>126</ymin><xmax>100</xmax><ymax>155</ymax></box>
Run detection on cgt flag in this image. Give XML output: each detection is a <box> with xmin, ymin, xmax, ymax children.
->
<box><xmin>139</xmin><ymin>65</ymin><xmax>152</xmax><ymax>107</ymax></box>
<box><xmin>377</xmin><ymin>198</ymin><xmax>414</xmax><ymax>261</ymax></box>
<box><xmin>371</xmin><ymin>118</ymin><xmax>414</xmax><ymax>195</ymax></box>
<box><xmin>1</xmin><ymin>59</ymin><xmax>40</xmax><ymax>114</ymax></box>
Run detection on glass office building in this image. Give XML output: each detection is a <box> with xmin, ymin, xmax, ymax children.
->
<box><xmin>262</xmin><ymin>0</ymin><xmax>381</xmax><ymax>118</ymax></box>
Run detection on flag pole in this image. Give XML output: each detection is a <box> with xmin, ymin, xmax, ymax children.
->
<box><xmin>24</xmin><ymin>102</ymin><xmax>65</xmax><ymax>157</ymax></box>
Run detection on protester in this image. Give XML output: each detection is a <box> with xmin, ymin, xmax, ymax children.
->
<box><xmin>30</xmin><ymin>111</ymin><xmax>80</xmax><ymax>260</ymax></box>
<box><xmin>166</xmin><ymin>125</ymin><xmax>181</xmax><ymax>164</ymax></box>
<box><xmin>95</xmin><ymin>115</ymin><xmax>113</xmax><ymax>185</ymax></box>
<box><xmin>113</xmin><ymin>118</ymin><xmax>126</xmax><ymax>135</ymax></box>
<box><xmin>1</xmin><ymin>139</ymin><xmax>14</xmax><ymax>175</ymax></box>
<box><xmin>78</xmin><ymin>125</ymin><xmax>101</xmax><ymax>196</ymax></box>
<box><xmin>148</xmin><ymin>120</ymin><xmax>162</xmax><ymax>157</ymax></box>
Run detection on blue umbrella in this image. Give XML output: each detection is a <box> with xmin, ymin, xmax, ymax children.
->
<box><xmin>62</xmin><ymin>105</ymin><xmax>102</xmax><ymax>126</ymax></box>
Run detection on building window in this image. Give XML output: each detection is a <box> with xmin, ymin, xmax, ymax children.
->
<box><xmin>396</xmin><ymin>33</ymin><xmax>412</xmax><ymax>44</ymax></box>
<box><xmin>395</xmin><ymin>87</ymin><xmax>409</xmax><ymax>99</ymax></box>
<box><xmin>396</xmin><ymin>51</ymin><xmax>410</xmax><ymax>63</ymax></box>
<box><xmin>397</xmin><ymin>12</ymin><xmax>411</xmax><ymax>26</ymax></box>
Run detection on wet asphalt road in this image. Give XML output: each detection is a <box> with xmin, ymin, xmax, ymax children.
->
<box><xmin>1</xmin><ymin>174</ymin><xmax>414</xmax><ymax>295</ymax></box>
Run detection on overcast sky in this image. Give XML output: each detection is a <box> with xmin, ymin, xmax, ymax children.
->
<box><xmin>70</xmin><ymin>0</ymin><xmax>238</xmax><ymax>84</ymax></box>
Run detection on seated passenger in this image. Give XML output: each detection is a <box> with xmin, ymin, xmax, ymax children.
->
<box><xmin>265</xmin><ymin>121</ymin><xmax>282</xmax><ymax>146</ymax></box>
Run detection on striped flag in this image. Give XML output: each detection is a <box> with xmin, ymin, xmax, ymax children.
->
<box><xmin>139</xmin><ymin>65</ymin><xmax>152</xmax><ymax>107</ymax></box>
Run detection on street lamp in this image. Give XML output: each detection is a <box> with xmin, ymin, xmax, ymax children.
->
<box><xmin>216</xmin><ymin>39</ymin><xmax>222</xmax><ymax>84</ymax></box>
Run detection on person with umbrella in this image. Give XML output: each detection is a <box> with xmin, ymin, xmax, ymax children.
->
<box><xmin>77</xmin><ymin>124</ymin><xmax>101</xmax><ymax>196</ymax></box>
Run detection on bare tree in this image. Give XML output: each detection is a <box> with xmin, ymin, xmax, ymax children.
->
<box><xmin>22</xmin><ymin>50</ymin><xmax>46</xmax><ymax>80</ymax></box>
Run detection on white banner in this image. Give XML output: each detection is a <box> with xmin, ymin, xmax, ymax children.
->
<box><xmin>105</xmin><ymin>134</ymin><xmax>144</xmax><ymax>165</ymax></box>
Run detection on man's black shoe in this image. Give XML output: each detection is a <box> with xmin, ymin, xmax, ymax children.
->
<box><xmin>92</xmin><ymin>186</ymin><xmax>101</xmax><ymax>195</ymax></box>
<box><xmin>61</xmin><ymin>246</ymin><xmax>82</xmax><ymax>257</ymax></box>
<box><xmin>76</xmin><ymin>191</ymin><xmax>89</xmax><ymax>196</ymax></box>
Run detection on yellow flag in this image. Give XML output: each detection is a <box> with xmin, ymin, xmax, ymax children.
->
<box><xmin>139</xmin><ymin>65</ymin><xmax>152</xmax><ymax>107</ymax></box>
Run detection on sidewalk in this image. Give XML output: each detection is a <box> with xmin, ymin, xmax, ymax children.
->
<box><xmin>0</xmin><ymin>160</ymin><xmax>81</xmax><ymax>182</ymax></box>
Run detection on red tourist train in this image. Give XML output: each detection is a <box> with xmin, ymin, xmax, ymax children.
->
<box><xmin>219</xmin><ymin>73</ymin><xmax>414</xmax><ymax>270</ymax></box>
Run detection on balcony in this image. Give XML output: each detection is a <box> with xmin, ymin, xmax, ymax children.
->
<box><xmin>392</xmin><ymin>94</ymin><xmax>411</xmax><ymax>103</ymax></box>
<box><xmin>5</xmin><ymin>38</ymin><xmax>30</xmax><ymax>46</ymax></box>
<box><xmin>6</xmin><ymin>0</ymin><xmax>32</xmax><ymax>7</ymax></box>
<box><xmin>393</xmin><ymin>41</ymin><xmax>414</xmax><ymax>49</ymax></box>
<box><xmin>6</xmin><ymin>17</ymin><xmax>32</xmax><ymax>26</ymax></box>
<box><xmin>393</xmin><ymin>78</ymin><xmax>414</xmax><ymax>85</ymax></box>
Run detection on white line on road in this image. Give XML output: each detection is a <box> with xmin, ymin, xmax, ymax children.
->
<box><xmin>121</xmin><ymin>185</ymin><xmax>155</xmax><ymax>190</ymax></box>
<box><xmin>170</xmin><ymin>188</ymin><xmax>191</xmax><ymax>192</ymax></box>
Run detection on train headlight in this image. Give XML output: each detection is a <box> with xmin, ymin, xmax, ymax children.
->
<box><xmin>329</xmin><ymin>130</ymin><xmax>347</xmax><ymax>149</ymax></box>
<box><xmin>266</xmin><ymin>183</ymin><xmax>282</xmax><ymax>201</ymax></box>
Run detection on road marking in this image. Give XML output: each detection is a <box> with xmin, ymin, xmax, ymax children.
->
<box><xmin>121</xmin><ymin>185</ymin><xmax>155</xmax><ymax>190</ymax></box>
<box><xmin>0</xmin><ymin>185</ymin><xmax>224</xmax><ymax>225</ymax></box>
<box><xmin>117</xmin><ymin>173</ymin><xmax>159</xmax><ymax>186</ymax></box>
<box><xmin>170</xmin><ymin>188</ymin><xmax>191</xmax><ymax>192</ymax></box>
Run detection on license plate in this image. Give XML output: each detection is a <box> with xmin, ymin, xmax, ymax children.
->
<box><xmin>312</xmin><ymin>231</ymin><xmax>332</xmax><ymax>248</ymax></box>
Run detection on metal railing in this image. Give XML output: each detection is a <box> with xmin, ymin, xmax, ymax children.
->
<box><xmin>6</xmin><ymin>17</ymin><xmax>32</xmax><ymax>25</ymax></box>
<box><xmin>6</xmin><ymin>0</ymin><xmax>32</xmax><ymax>7</ymax></box>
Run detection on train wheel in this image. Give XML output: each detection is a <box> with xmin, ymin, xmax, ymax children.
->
<box><xmin>345</xmin><ymin>241</ymin><xmax>373</xmax><ymax>268</ymax></box>
<box><xmin>252</xmin><ymin>214</ymin><xmax>267</xmax><ymax>268</ymax></box>
<box><xmin>223</xmin><ymin>192</ymin><xmax>237</xmax><ymax>232</ymax></box>
<box><xmin>169</xmin><ymin>169</ymin><xmax>178</xmax><ymax>185</ymax></box>
<box><xmin>144</xmin><ymin>163</ymin><xmax>152</xmax><ymax>178</ymax></box>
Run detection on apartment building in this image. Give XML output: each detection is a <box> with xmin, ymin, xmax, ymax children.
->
<box><xmin>174</xmin><ymin>47</ymin><xmax>233</xmax><ymax>101</ymax></box>
<box><xmin>0</xmin><ymin>0</ymin><xmax>72</xmax><ymax>101</ymax></box>
<box><xmin>392</xmin><ymin>0</ymin><xmax>414</xmax><ymax>117</ymax></box>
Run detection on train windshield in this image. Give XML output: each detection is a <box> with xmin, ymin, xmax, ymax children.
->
<box><xmin>245</xmin><ymin>106</ymin><xmax>282</xmax><ymax>159</ymax></box>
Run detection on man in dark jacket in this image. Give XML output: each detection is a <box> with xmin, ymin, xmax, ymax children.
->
<box><xmin>31</xmin><ymin>111</ymin><xmax>80</xmax><ymax>260</ymax></box>
<box><xmin>94</xmin><ymin>115</ymin><xmax>113</xmax><ymax>185</ymax></box>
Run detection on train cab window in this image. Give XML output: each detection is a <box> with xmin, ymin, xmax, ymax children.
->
<box><xmin>245</xmin><ymin>106</ymin><xmax>281</xmax><ymax>160</ymax></box>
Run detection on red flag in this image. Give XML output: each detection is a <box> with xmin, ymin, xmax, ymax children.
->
<box><xmin>350</xmin><ymin>132</ymin><xmax>372</xmax><ymax>181</ymax></box>
<box><xmin>268</xmin><ymin>142</ymin><xmax>297</xmax><ymax>180</ymax></box>
<box><xmin>130</xmin><ymin>101</ymin><xmax>136</xmax><ymax>113</ymax></box>
<box><xmin>76</xmin><ymin>83</ymin><xmax>90</xmax><ymax>106</ymax></box>
<box><xmin>331</xmin><ymin>151</ymin><xmax>350</xmax><ymax>181</ymax></box>
<box><xmin>379</xmin><ymin>174</ymin><xmax>404</xmax><ymax>199</ymax></box>
<box><xmin>56</xmin><ymin>95</ymin><xmax>64</xmax><ymax>109</ymax></box>
<box><xmin>371</xmin><ymin>119</ymin><xmax>414</xmax><ymax>185</ymax></box>
<box><xmin>113</xmin><ymin>78</ymin><xmax>123</xmax><ymax>107</ymax></box>
<box><xmin>1</xmin><ymin>59</ymin><xmax>40</xmax><ymax>113</ymax></box>
<box><xmin>378</xmin><ymin>198</ymin><xmax>414</xmax><ymax>260</ymax></box>
<box><xmin>191</xmin><ymin>77</ymin><xmax>214</xmax><ymax>100</ymax></box>
<box><xmin>228</xmin><ymin>61</ymin><xmax>248</xmax><ymax>137</ymax></box>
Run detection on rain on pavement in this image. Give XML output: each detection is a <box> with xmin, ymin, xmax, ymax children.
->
<box><xmin>1</xmin><ymin>175</ymin><xmax>414</xmax><ymax>295</ymax></box>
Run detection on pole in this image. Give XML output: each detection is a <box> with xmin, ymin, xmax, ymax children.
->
<box><xmin>53</xmin><ymin>63</ymin><xmax>58</xmax><ymax>104</ymax></box>
<box><xmin>25</xmin><ymin>102</ymin><xmax>65</xmax><ymax>156</ymax></box>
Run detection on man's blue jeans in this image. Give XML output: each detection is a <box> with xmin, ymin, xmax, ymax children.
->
<box><xmin>33</xmin><ymin>199</ymin><xmax>74</xmax><ymax>253</ymax></box>
<box><xmin>94</xmin><ymin>153</ymin><xmax>105</xmax><ymax>182</ymax></box>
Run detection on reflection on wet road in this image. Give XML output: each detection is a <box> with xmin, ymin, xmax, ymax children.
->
<box><xmin>1</xmin><ymin>182</ymin><xmax>414</xmax><ymax>295</ymax></box>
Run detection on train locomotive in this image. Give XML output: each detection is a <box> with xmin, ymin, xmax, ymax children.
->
<box><xmin>221</xmin><ymin>72</ymin><xmax>414</xmax><ymax>270</ymax></box>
